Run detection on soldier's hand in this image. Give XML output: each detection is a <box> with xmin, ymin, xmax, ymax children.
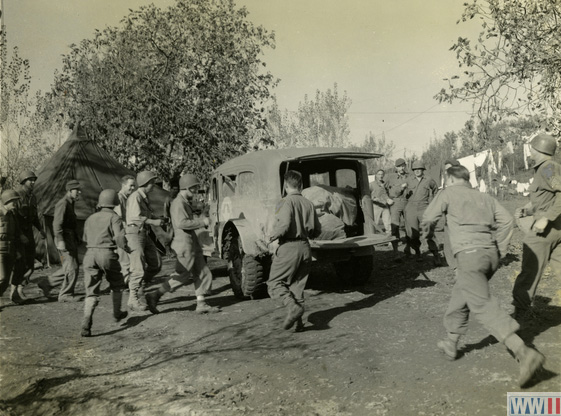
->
<box><xmin>149</xmin><ymin>219</ymin><xmax>164</xmax><ymax>227</ymax></box>
<box><xmin>56</xmin><ymin>241</ymin><xmax>66</xmax><ymax>251</ymax></box>
<box><xmin>401</xmin><ymin>183</ymin><xmax>407</xmax><ymax>189</ymax></box>
<box><xmin>386</xmin><ymin>198</ymin><xmax>394</xmax><ymax>206</ymax></box>
<box><xmin>203</xmin><ymin>217</ymin><xmax>210</xmax><ymax>227</ymax></box>
<box><xmin>514</xmin><ymin>208</ymin><xmax>526</xmax><ymax>219</ymax></box>
<box><xmin>532</xmin><ymin>217</ymin><xmax>549</xmax><ymax>234</ymax></box>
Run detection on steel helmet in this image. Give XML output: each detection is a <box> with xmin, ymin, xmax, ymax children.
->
<box><xmin>1</xmin><ymin>190</ymin><xmax>20</xmax><ymax>205</ymax></box>
<box><xmin>136</xmin><ymin>171</ymin><xmax>158</xmax><ymax>187</ymax></box>
<box><xmin>412</xmin><ymin>160</ymin><xmax>426</xmax><ymax>170</ymax></box>
<box><xmin>530</xmin><ymin>133</ymin><xmax>557</xmax><ymax>156</ymax></box>
<box><xmin>97</xmin><ymin>189</ymin><xmax>119</xmax><ymax>208</ymax></box>
<box><xmin>19</xmin><ymin>170</ymin><xmax>37</xmax><ymax>184</ymax></box>
<box><xmin>179</xmin><ymin>173</ymin><xmax>201</xmax><ymax>190</ymax></box>
<box><xmin>395</xmin><ymin>158</ymin><xmax>406</xmax><ymax>167</ymax></box>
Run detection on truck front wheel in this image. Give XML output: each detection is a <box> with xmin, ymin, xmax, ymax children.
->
<box><xmin>227</xmin><ymin>233</ymin><xmax>268</xmax><ymax>299</ymax></box>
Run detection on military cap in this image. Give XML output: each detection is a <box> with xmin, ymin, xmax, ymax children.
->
<box><xmin>530</xmin><ymin>133</ymin><xmax>557</xmax><ymax>156</ymax></box>
<box><xmin>19</xmin><ymin>170</ymin><xmax>37</xmax><ymax>184</ymax></box>
<box><xmin>444</xmin><ymin>158</ymin><xmax>460</xmax><ymax>167</ymax></box>
<box><xmin>412</xmin><ymin>160</ymin><xmax>426</xmax><ymax>170</ymax></box>
<box><xmin>395</xmin><ymin>158</ymin><xmax>406</xmax><ymax>167</ymax></box>
<box><xmin>179</xmin><ymin>174</ymin><xmax>200</xmax><ymax>190</ymax></box>
<box><xmin>1</xmin><ymin>190</ymin><xmax>20</xmax><ymax>205</ymax></box>
<box><xmin>98</xmin><ymin>189</ymin><xmax>118</xmax><ymax>208</ymax></box>
<box><xmin>65</xmin><ymin>179</ymin><xmax>81</xmax><ymax>191</ymax></box>
<box><xmin>136</xmin><ymin>171</ymin><xmax>159</xmax><ymax>188</ymax></box>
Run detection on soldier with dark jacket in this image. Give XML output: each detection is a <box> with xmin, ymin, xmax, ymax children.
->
<box><xmin>386</xmin><ymin>158</ymin><xmax>410</xmax><ymax>252</ymax></box>
<box><xmin>12</xmin><ymin>171</ymin><xmax>45</xmax><ymax>303</ymax></box>
<box><xmin>80</xmin><ymin>189</ymin><xmax>129</xmax><ymax>337</ymax></box>
<box><xmin>513</xmin><ymin>133</ymin><xmax>561</xmax><ymax>321</ymax></box>
<box><xmin>422</xmin><ymin>165</ymin><xmax>545</xmax><ymax>388</ymax></box>
<box><xmin>404</xmin><ymin>161</ymin><xmax>441</xmax><ymax>264</ymax></box>
<box><xmin>38</xmin><ymin>180</ymin><xmax>82</xmax><ymax>302</ymax></box>
<box><xmin>0</xmin><ymin>191</ymin><xmax>22</xmax><ymax>309</ymax></box>
<box><xmin>146</xmin><ymin>174</ymin><xmax>219</xmax><ymax>314</ymax></box>
<box><xmin>267</xmin><ymin>170</ymin><xmax>320</xmax><ymax>332</ymax></box>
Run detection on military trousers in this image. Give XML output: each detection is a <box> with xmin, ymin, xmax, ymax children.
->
<box><xmin>373</xmin><ymin>204</ymin><xmax>391</xmax><ymax>235</ymax></box>
<box><xmin>116</xmin><ymin>247</ymin><xmax>130</xmax><ymax>282</ymax></box>
<box><xmin>389</xmin><ymin>199</ymin><xmax>407</xmax><ymax>242</ymax></box>
<box><xmin>444</xmin><ymin>247</ymin><xmax>519</xmax><ymax>342</ymax></box>
<box><xmin>513</xmin><ymin>220</ymin><xmax>561</xmax><ymax>312</ymax></box>
<box><xmin>267</xmin><ymin>240</ymin><xmax>311</xmax><ymax>304</ymax></box>
<box><xmin>48</xmin><ymin>234</ymin><xmax>79</xmax><ymax>298</ymax></box>
<box><xmin>83</xmin><ymin>248</ymin><xmax>126</xmax><ymax>298</ymax></box>
<box><xmin>168</xmin><ymin>240</ymin><xmax>212</xmax><ymax>296</ymax></box>
<box><xmin>404</xmin><ymin>203</ymin><xmax>438</xmax><ymax>252</ymax></box>
<box><xmin>11</xmin><ymin>228</ymin><xmax>35</xmax><ymax>285</ymax></box>
<box><xmin>0</xmin><ymin>250</ymin><xmax>15</xmax><ymax>296</ymax></box>
<box><xmin>127</xmin><ymin>229</ymin><xmax>161</xmax><ymax>291</ymax></box>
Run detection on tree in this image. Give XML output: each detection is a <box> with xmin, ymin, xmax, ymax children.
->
<box><xmin>421</xmin><ymin>130</ymin><xmax>460</xmax><ymax>169</ymax></box>
<box><xmin>267</xmin><ymin>83</ymin><xmax>351</xmax><ymax>148</ymax></box>
<box><xmin>350</xmin><ymin>132</ymin><xmax>395</xmax><ymax>174</ymax></box>
<box><xmin>435</xmin><ymin>0</ymin><xmax>561</xmax><ymax>136</ymax></box>
<box><xmin>0</xmin><ymin>30</ymin><xmax>59</xmax><ymax>188</ymax></box>
<box><xmin>39</xmin><ymin>0</ymin><xmax>277</xmax><ymax>182</ymax></box>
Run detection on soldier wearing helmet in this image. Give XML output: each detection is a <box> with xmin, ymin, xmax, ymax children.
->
<box><xmin>124</xmin><ymin>170</ymin><xmax>163</xmax><ymax>311</ymax></box>
<box><xmin>513</xmin><ymin>133</ymin><xmax>561</xmax><ymax>322</ymax></box>
<box><xmin>404</xmin><ymin>160</ymin><xmax>441</xmax><ymax>265</ymax></box>
<box><xmin>38</xmin><ymin>179</ymin><xmax>82</xmax><ymax>302</ymax></box>
<box><xmin>114</xmin><ymin>175</ymin><xmax>136</xmax><ymax>285</ymax></box>
<box><xmin>12</xmin><ymin>170</ymin><xmax>45</xmax><ymax>304</ymax></box>
<box><xmin>146</xmin><ymin>173</ymin><xmax>220</xmax><ymax>315</ymax></box>
<box><xmin>0</xmin><ymin>190</ymin><xmax>22</xmax><ymax>308</ymax></box>
<box><xmin>385</xmin><ymin>158</ymin><xmax>410</xmax><ymax>254</ymax></box>
<box><xmin>79</xmin><ymin>189</ymin><xmax>129</xmax><ymax>337</ymax></box>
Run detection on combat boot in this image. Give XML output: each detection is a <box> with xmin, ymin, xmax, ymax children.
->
<box><xmin>294</xmin><ymin>317</ymin><xmax>305</xmax><ymax>333</ymax></box>
<box><xmin>431</xmin><ymin>250</ymin><xmax>442</xmax><ymax>267</ymax></box>
<box><xmin>516</xmin><ymin>346</ymin><xmax>545</xmax><ymax>387</ymax></box>
<box><xmin>195</xmin><ymin>301</ymin><xmax>221</xmax><ymax>314</ymax></box>
<box><xmin>10</xmin><ymin>285</ymin><xmax>26</xmax><ymax>305</ymax></box>
<box><xmin>283</xmin><ymin>297</ymin><xmax>304</xmax><ymax>330</ymax></box>
<box><xmin>137</xmin><ymin>283</ymin><xmax>148</xmax><ymax>309</ymax></box>
<box><xmin>146</xmin><ymin>290</ymin><xmax>164</xmax><ymax>314</ymax></box>
<box><xmin>37</xmin><ymin>278</ymin><xmax>53</xmax><ymax>299</ymax></box>
<box><xmin>437</xmin><ymin>333</ymin><xmax>460</xmax><ymax>360</ymax></box>
<box><xmin>111</xmin><ymin>291</ymin><xmax>128</xmax><ymax>322</ymax></box>
<box><xmin>127</xmin><ymin>288</ymin><xmax>147</xmax><ymax>312</ymax></box>
<box><xmin>81</xmin><ymin>297</ymin><xmax>99</xmax><ymax>337</ymax></box>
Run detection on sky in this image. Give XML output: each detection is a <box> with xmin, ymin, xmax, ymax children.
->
<box><xmin>4</xmin><ymin>0</ymin><xmax>482</xmax><ymax>158</ymax></box>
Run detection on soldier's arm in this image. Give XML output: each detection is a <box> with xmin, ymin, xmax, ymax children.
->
<box><xmin>269</xmin><ymin>199</ymin><xmax>291</xmax><ymax>241</ymax></box>
<box><xmin>541</xmin><ymin>164</ymin><xmax>561</xmax><ymax>222</ymax></box>
<box><xmin>126</xmin><ymin>194</ymin><xmax>147</xmax><ymax>226</ymax></box>
<box><xmin>493</xmin><ymin>199</ymin><xmax>514</xmax><ymax>257</ymax></box>
<box><xmin>421</xmin><ymin>191</ymin><xmax>447</xmax><ymax>237</ymax></box>
<box><xmin>52</xmin><ymin>200</ymin><xmax>65</xmax><ymax>244</ymax></box>
<box><xmin>111</xmin><ymin>214</ymin><xmax>128</xmax><ymax>251</ymax></box>
<box><xmin>171</xmin><ymin>200</ymin><xmax>206</xmax><ymax>231</ymax></box>
<box><xmin>427</xmin><ymin>179</ymin><xmax>438</xmax><ymax>203</ymax></box>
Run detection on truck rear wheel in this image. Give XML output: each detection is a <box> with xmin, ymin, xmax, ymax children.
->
<box><xmin>227</xmin><ymin>233</ymin><xmax>268</xmax><ymax>299</ymax></box>
<box><xmin>334</xmin><ymin>256</ymin><xmax>374</xmax><ymax>286</ymax></box>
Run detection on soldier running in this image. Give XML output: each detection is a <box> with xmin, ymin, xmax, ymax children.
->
<box><xmin>38</xmin><ymin>180</ymin><xmax>82</xmax><ymax>302</ymax></box>
<box><xmin>513</xmin><ymin>133</ymin><xmax>561</xmax><ymax>322</ymax></box>
<box><xmin>81</xmin><ymin>189</ymin><xmax>129</xmax><ymax>337</ymax></box>
<box><xmin>422</xmin><ymin>165</ymin><xmax>545</xmax><ymax>387</ymax></box>
<box><xmin>146</xmin><ymin>174</ymin><xmax>219</xmax><ymax>314</ymax></box>
<box><xmin>267</xmin><ymin>170</ymin><xmax>320</xmax><ymax>332</ymax></box>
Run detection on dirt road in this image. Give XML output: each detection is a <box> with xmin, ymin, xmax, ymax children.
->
<box><xmin>1</xmin><ymin>197</ymin><xmax>560</xmax><ymax>415</ymax></box>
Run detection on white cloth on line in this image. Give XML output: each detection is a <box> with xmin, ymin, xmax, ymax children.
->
<box><xmin>457</xmin><ymin>155</ymin><xmax>479</xmax><ymax>188</ymax></box>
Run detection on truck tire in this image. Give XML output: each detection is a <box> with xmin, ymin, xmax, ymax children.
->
<box><xmin>334</xmin><ymin>255</ymin><xmax>374</xmax><ymax>286</ymax></box>
<box><xmin>227</xmin><ymin>233</ymin><xmax>268</xmax><ymax>299</ymax></box>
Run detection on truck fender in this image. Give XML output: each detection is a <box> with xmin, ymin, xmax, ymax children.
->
<box><xmin>220</xmin><ymin>219</ymin><xmax>268</xmax><ymax>257</ymax></box>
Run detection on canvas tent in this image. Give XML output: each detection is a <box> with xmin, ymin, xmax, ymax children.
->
<box><xmin>34</xmin><ymin>125</ymin><xmax>169</xmax><ymax>263</ymax></box>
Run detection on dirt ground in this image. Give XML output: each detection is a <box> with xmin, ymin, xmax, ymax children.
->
<box><xmin>1</xmin><ymin>196</ymin><xmax>560</xmax><ymax>416</ymax></box>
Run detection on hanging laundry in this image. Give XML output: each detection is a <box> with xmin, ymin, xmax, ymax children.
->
<box><xmin>523</xmin><ymin>143</ymin><xmax>532</xmax><ymax>170</ymax></box>
<box><xmin>479</xmin><ymin>178</ymin><xmax>487</xmax><ymax>193</ymax></box>
<box><xmin>457</xmin><ymin>155</ymin><xmax>479</xmax><ymax>188</ymax></box>
<box><xmin>497</xmin><ymin>150</ymin><xmax>503</xmax><ymax>172</ymax></box>
<box><xmin>474</xmin><ymin>150</ymin><xmax>489</xmax><ymax>167</ymax></box>
<box><xmin>488</xmin><ymin>151</ymin><xmax>497</xmax><ymax>175</ymax></box>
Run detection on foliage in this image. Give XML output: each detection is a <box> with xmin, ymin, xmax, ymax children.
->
<box><xmin>39</xmin><ymin>0</ymin><xmax>277</xmax><ymax>183</ymax></box>
<box><xmin>349</xmin><ymin>132</ymin><xmax>395</xmax><ymax>174</ymax></box>
<box><xmin>435</xmin><ymin>0</ymin><xmax>561</xmax><ymax>136</ymax></box>
<box><xmin>0</xmin><ymin>30</ymin><xmax>59</xmax><ymax>188</ymax></box>
<box><xmin>267</xmin><ymin>84</ymin><xmax>351</xmax><ymax>148</ymax></box>
<box><xmin>421</xmin><ymin>130</ymin><xmax>460</xmax><ymax>170</ymax></box>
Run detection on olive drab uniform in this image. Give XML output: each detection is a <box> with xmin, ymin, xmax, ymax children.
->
<box><xmin>267</xmin><ymin>191</ymin><xmax>320</xmax><ymax>329</ymax></box>
<box><xmin>0</xmin><ymin>204</ymin><xmax>20</xmax><ymax>298</ymax></box>
<box><xmin>13</xmin><ymin>185</ymin><xmax>42</xmax><ymax>286</ymax></box>
<box><xmin>126</xmin><ymin>188</ymin><xmax>162</xmax><ymax>308</ymax></box>
<box><xmin>369</xmin><ymin>179</ymin><xmax>391</xmax><ymax>235</ymax></box>
<box><xmin>386</xmin><ymin>170</ymin><xmax>410</xmax><ymax>244</ymax></box>
<box><xmin>404</xmin><ymin>174</ymin><xmax>439</xmax><ymax>255</ymax></box>
<box><xmin>49</xmin><ymin>194</ymin><xmax>80</xmax><ymax>299</ymax></box>
<box><xmin>513</xmin><ymin>158</ymin><xmax>561</xmax><ymax>314</ymax></box>
<box><xmin>114</xmin><ymin>190</ymin><xmax>131</xmax><ymax>283</ymax></box>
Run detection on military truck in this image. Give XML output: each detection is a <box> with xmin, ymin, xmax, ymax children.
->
<box><xmin>204</xmin><ymin>148</ymin><xmax>394</xmax><ymax>299</ymax></box>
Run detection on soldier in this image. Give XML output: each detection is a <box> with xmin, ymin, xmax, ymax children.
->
<box><xmin>38</xmin><ymin>180</ymin><xmax>82</xmax><ymax>302</ymax></box>
<box><xmin>80</xmin><ymin>189</ymin><xmax>129</xmax><ymax>337</ymax></box>
<box><xmin>125</xmin><ymin>171</ymin><xmax>163</xmax><ymax>311</ymax></box>
<box><xmin>404</xmin><ymin>161</ymin><xmax>440</xmax><ymax>264</ymax></box>
<box><xmin>422</xmin><ymin>165</ymin><xmax>545</xmax><ymax>387</ymax></box>
<box><xmin>267</xmin><ymin>170</ymin><xmax>320</xmax><ymax>332</ymax></box>
<box><xmin>12</xmin><ymin>170</ymin><xmax>46</xmax><ymax>303</ymax></box>
<box><xmin>386</xmin><ymin>158</ymin><xmax>410</xmax><ymax>252</ymax></box>
<box><xmin>513</xmin><ymin>133</ymin><xmax>561</xmax><ymax>321</ymax></box>
<box><xmin>0</xmin><ymin>191</ymin><xmax>22</xmax><ymax>310</ymax></box>
<box><xmin>442</xmin><ymin>159</ymin><xmax>461</xmax><ymax>272</ymax></box>
<box><xmin>146</xmin><ymin>174</ymin><xmax>219</xmax><ymax>314</ymax></box>
<box><xmin>114</xmin><ymin>175</ymin><xmax>136</xmax><ymax>285</ymax></box>
<box><xmin>163</xmin><ymin>179</ymin><xmax>179</xmax><ymax>258</ymax></box>
<box><xmin>369</xmin><ymin>169</ymin><xmax>393</xmax><ymax>235</ymax></box>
